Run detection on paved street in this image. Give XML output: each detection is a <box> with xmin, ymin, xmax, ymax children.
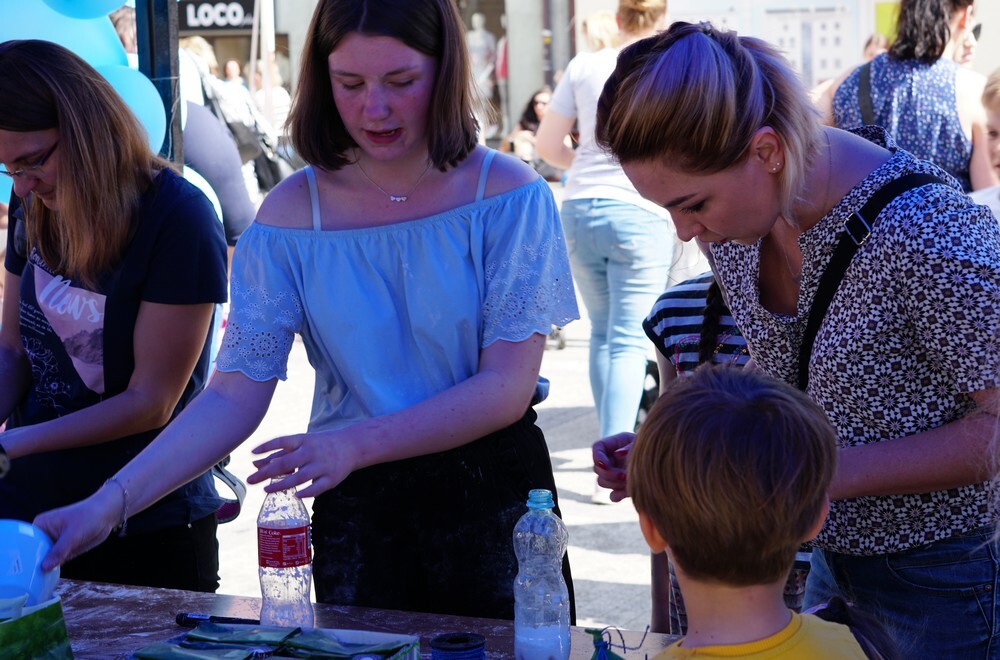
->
<box><xmin>214</xmin><ymin>313</ymin><xmax>655</xmax><ymax>634</ymax></box>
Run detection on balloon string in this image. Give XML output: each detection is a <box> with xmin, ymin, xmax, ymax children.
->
<box><xmin>601</xmin><ymin>624</ymin><xmax>650</xmax><ymax>650</ymax></box>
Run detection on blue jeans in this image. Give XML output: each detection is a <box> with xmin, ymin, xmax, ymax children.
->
<box><xmin>561</xmin><ymin>198</ymin><xmax>673</xmax><ymax>437</ymax></box>
<box><xmin>805</xmin><ymin>528</ymin><xmax>1000</xmax><ymax>658</ymax></box>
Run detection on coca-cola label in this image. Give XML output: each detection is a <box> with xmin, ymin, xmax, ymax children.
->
<box><xmin>258</xmin><ymin>525</ymin><xmax>312</xmax><ymax>568</ymax></box>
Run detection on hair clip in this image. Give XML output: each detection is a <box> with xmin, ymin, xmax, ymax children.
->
<box><xmin>698</xmin><ymin>21</ymin><xmax>714</xmax><ymax>36</ymax></box>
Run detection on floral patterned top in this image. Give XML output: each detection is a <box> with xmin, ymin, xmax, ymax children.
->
<box><xmin>833</xmin><ymin>53</ymin><xmax>972</xmax><ymax>192</ymax></box>
<box><xmin>712</xmin><ymin>126</ymin><xmax>1000</xmax><ymax>555</ymax></box>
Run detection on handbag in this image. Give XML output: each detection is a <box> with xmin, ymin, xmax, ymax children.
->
<box><xmin>224</xmin><ymin>120</ymin><xmax>264</xmax><ymax>163</ymax></box>
<box><xmin>213</xmin><ymin>456</ymin><xmax>246</xmax><ymax>524</ymax></box>
<box><xmin>797</xmin><ymin>172</ymin><xmax>946</xmax><ymax>390</ymax></box>
<box><xmin>198</xmin><ymin>72</ymin><xmax>263</xmax><ymax>163</ymax></box>
<box><xmin>254</xmin><ymin>136</ymin><xmax>295</xmax><ymax>192</ymax></box>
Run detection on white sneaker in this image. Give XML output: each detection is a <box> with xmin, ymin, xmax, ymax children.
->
<box><xmin>591</xmin><ymin>479</ymin><xmax>613</xmax><ymax>505</ymax></box>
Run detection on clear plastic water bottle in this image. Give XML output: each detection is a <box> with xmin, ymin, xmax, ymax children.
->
<box><xmin>513</xmin><ymin>489</ymin><xmax>570</xmax><ymax>660</ymax></box>
<box><xmin>257</xmin><ymin>478</ymin><xmax>315</xmax><ymax>628</ymax></box>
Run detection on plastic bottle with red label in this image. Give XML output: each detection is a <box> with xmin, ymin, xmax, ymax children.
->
<box><xmin>257</xmin><ymin>478</ymin><xmax>315</xmax><ymax>628</ymax></box>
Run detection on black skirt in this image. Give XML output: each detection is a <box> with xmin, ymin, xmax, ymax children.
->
<box><xmin>311</xmin><ymin>408</ymin><xmax>575</xmax><ymax>622</ymax></box>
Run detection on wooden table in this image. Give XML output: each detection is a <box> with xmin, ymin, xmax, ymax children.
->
<box><xmin>57</xmin><ymin>579</ymin><xmax>677</xmax><ymax>658</ymax></box>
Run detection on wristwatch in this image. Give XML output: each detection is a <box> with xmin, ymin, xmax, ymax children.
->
<box><xmin>0</xmin><ymin>443</ymin><xmax>9</xmax><ymax>479</ymax></box>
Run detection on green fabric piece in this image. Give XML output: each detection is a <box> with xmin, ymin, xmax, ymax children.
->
<box><xmin>0</xmin><ymin>598</ymin><xmax>73</xmax><ymax>660</ymax></box>
<box><xmin>133</xmin><ymin>642</ymin><xmax>255</xmax><ymax>660</ymax></box>
<box><xmin>286</xmin><ymin>628</ymin><xmax>418</xmax><ymax>657</ymax></box>
<box><xmin>185</xmin><ymin>621</ymin><xmax>301</xmax><ymax>644</ymax></box>
<box><xmin>135</xmin><ymin>622</ymin><xmax>418</xmax><ymax>659</ymax></box>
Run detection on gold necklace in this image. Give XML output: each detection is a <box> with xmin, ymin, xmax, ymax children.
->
<box><xmin>355</xmin><ymin>156</ymin><xmax>432</xmax><ymax>203</ymax></box>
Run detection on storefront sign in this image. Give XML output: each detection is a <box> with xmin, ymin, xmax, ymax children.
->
<box><xmin>180</xmin><ymin>1</ymin><xmax>254</xmax><ymax>30</ymax></box>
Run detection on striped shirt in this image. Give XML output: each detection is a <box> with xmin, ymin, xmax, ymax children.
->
<box><xmin>643</xmin><ymin>272</ymin><xmax>750</xmax><ymax>376</ymax></box>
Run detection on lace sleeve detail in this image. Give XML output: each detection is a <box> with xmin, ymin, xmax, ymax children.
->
<box><xmin>214</xmin><ymin>230</ymin><xmax>304</xmax><ymax>381</ymax></box>
<box><xmin>482</xmin><ymin>182</ymin><xmax>579</xmax><ymax>346</ymax></box>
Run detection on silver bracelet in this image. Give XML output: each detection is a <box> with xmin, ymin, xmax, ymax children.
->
<box><xmin>104</xmin><ymin>477</ymin><xmax>128</xmax><ymax>537</ymax></box>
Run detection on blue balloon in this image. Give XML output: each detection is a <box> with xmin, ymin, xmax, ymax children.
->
<box><xmin>0</xmin><ymin>1</ymin><xmax>128</xmax><ymax>69</ymax></box>
<box><xmin>41</xmin><ymin>0</ymin><xmax>124</xmax><ymax>20</ymax></box>
<box><xmin>0</xmin><ymin>177</ymin><xmax>12</xmax><ymax>207</ymax></box>
<box><xmin>97</xmin><ymin>65</ymin><xmax>167</xmax><ymax>154</ymax></box>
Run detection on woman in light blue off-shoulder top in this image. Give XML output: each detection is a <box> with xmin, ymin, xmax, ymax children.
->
<box><xmin>36</xmin><ymin>0</ymin><xmax>579</xmax><ymax>622</ymax></box>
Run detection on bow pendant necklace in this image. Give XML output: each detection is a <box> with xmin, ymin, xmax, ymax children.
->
<box><xmin>354</xmin><ymin>155</ymin><xmax>432</xmax><ymax>203</ymax></box>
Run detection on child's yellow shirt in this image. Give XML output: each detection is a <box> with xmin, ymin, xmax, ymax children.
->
<box><xmin>654</xmin><ymin>612</ymin><xmax>867</xmax><ymax>659</ymax></box>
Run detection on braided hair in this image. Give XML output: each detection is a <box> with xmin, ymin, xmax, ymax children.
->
<box><xmin>696</xmin><ymin>277</ymin><xmax>728</xmax><ymax>366</ymax></box>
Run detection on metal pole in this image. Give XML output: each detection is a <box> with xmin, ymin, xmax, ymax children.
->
<box><xmin>135</xmin><ymin>0</ymin><xmax>182</xmax><ymax>164</ymax></box>
<box><xmin>249</xmin><ymin>0</ymin><xmax>260</xmax><ymax>96</ymax></box>
<box><xmin>260</xmin><ymin>0</ymin><xmax>276</xmax><ymax>127</ymax></box>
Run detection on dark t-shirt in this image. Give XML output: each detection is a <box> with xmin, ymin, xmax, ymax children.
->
<box><xmin>1</xmin><ymin>168</ymin><xmax>228</xmax><ymax>534</ymax></box>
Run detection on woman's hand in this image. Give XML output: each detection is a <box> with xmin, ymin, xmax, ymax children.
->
<box><xmin>249</xmin><ymin>336</ymin><xmax>548</xmax><ymax>498</ymax></box>
<box><xmin>34</xmin><ymin>485</ymin><xmax>122</xmax><ymax>571</ymax></box>
<box><xmin>593</xmin><ymin>432</ymin><xmax>634</xmax><ymax>502</ymax></box>
<box><xmin>249</xmin><ymin>429</ymin><xmax>361</xmax><ymax>498</ymax></box>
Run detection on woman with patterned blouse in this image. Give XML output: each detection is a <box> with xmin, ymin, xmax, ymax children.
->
<box><xmin>592</xmin><ymin>21</ymin><xmax>1000</xmax><ymax>656</ymax></box>
<box><xmin>823</xmin><ymin>0</ymin><xmax>997</xmax><ymax>193</ymax></box>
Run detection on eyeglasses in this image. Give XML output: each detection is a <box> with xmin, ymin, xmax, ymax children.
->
<box><xmin>972</xmin><ymin>23</ymin><xmax>982</xmax><ymax>40</ymax></box>
<box><xmin>0</xmin><ymin>141</ymin><xmax>59</xmax><ymax>179</ymax></box>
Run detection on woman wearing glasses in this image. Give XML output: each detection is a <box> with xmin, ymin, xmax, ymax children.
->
<box><xmin>819</xmin><ymin>0</ymin><xmax>997</xmax><ymax>192</ymax></box>
<box><xmin>500</xmin><ymin>86</ymin><xmax>564</xmax><ymax>182</ymax></box>
<box><xmin>0</xmin><ymin>40</ymin><xmax>228</xmax><ymax>591</ymax></box>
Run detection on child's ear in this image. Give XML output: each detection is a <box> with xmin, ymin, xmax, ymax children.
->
<box><xmin>803</xmin><ymin>497</ymin><xmax>830</xmax><ymax>542</ymax></box>
<box><xmin>638</xmin><ymin>511</ymin><xmax>669</xmax><ymax>554</ymax></box>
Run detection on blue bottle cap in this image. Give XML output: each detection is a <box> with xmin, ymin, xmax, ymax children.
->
<box><xmin>526</xmin><ymin>489</ymin><xmax>554</xmax><ymax>510</ymax></box>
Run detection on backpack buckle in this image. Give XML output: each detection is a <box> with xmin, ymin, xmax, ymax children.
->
<box><xmin>844</xmin><ymin>211</ymin><xmax>872</xmax><ymax>246</ymax></box>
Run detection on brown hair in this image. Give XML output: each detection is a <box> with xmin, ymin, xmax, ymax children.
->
<box><xmin>628</xmin><ymin>365</ymin><xmax>836</xmax><ymax>585</ymax></box>
<box><xmin>696</xmin><ymin>278</ymin><xmax>728</xmax><ymax>365</ymax></box>
<box><xmin>595</xmin><ymin>21</ymin><xmax>822</xmax><ymax>224</ymax></box>
<box><xmin>288</xmin><ymin>0</ymin><xmax>477</xmax><ymax>172</ymax></box>
<box><xmin>0</xmin><ymin>40</ymin><xmax>168</xmax><ymax>288</ymax></box>
<box><xmin>110</xmin><ymin>6</ymin><xmax>137</xmax><ymax>54</ymax></box>
<box><xmin>889</xmin><ymin>0</ymin><xmax>975</xmax><ymax>63</ymax></box>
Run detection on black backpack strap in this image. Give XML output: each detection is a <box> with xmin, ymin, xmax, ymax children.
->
<box><xmin>797</xmin><ymin>173</ymin><xmax>946</xmax><ymax>391</ymax></box>
<box><xmin>858</xmin><ymin>61</ymin><xmax>875</xmax><ymax>125</ymax></box>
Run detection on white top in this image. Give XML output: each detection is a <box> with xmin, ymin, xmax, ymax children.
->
<box><xmin>549</xmin><ymin>48</ymin><xmax>666</xmax><ymax>217</ymax></box>
<box><xmin>970</xmin><ymin>184</ymin><xmax>1000</xmax><ymax>221</ymax></box>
